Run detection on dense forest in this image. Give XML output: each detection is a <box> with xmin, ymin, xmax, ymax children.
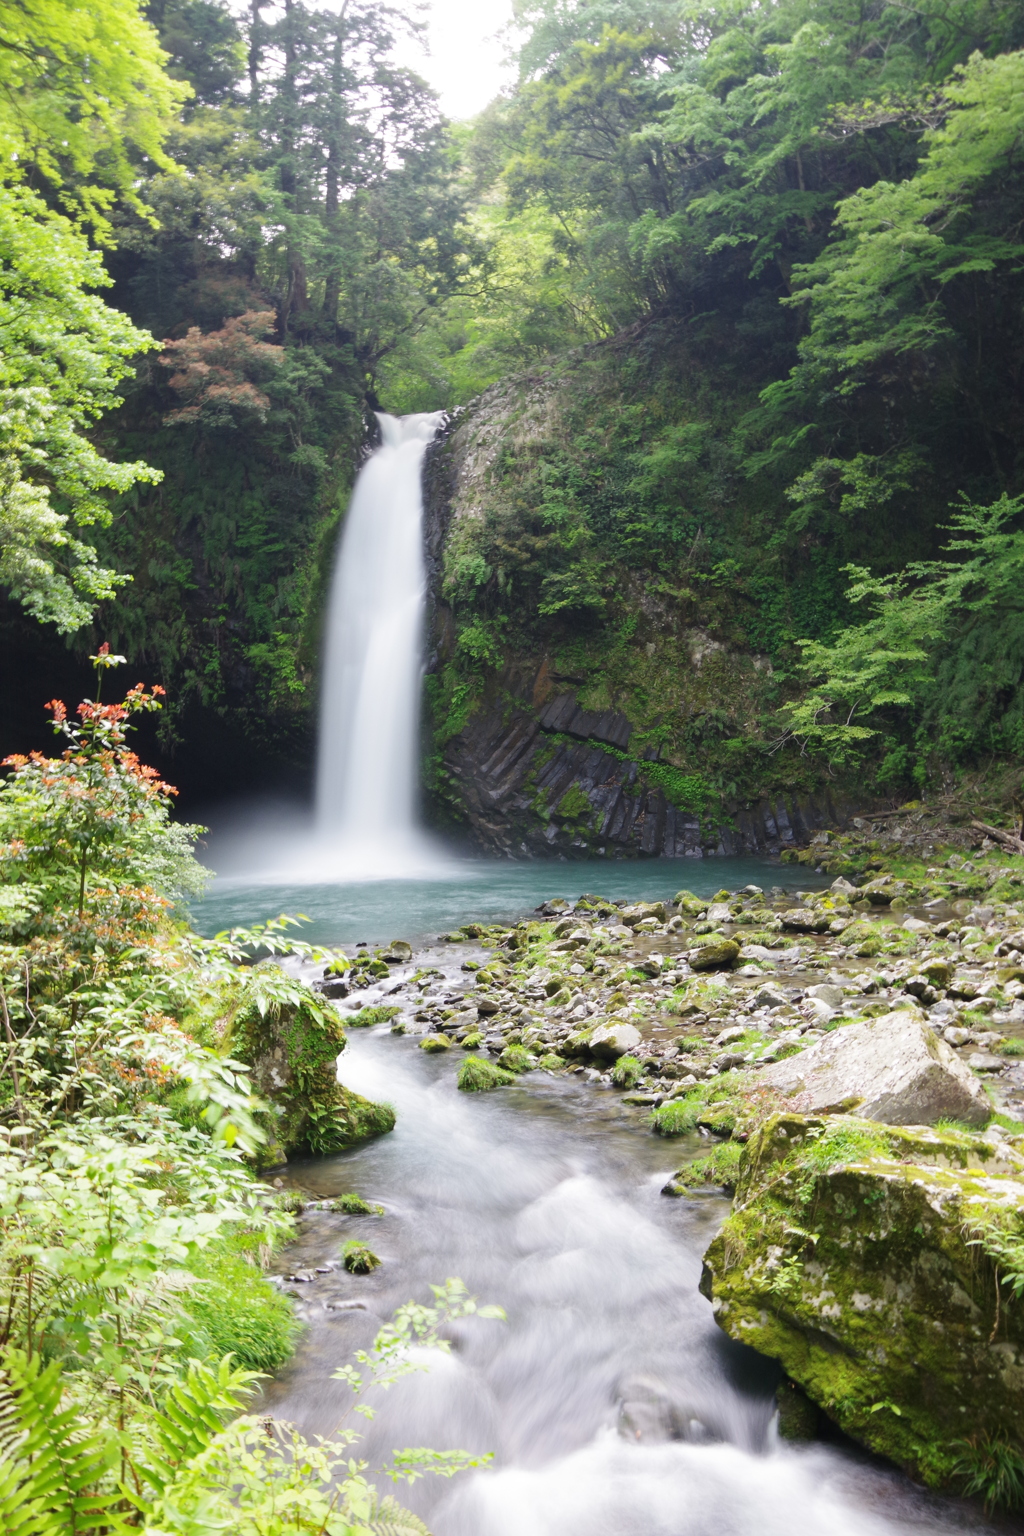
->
<box><xmin>6</xmin><ymin>4</ymin><xmax>1024</xmax><ymax>1522</ymax></box>
<box><xmin>2</xmin><ymin>0</ymin><xmax>1024</xmax><ymax>816</ymax></box>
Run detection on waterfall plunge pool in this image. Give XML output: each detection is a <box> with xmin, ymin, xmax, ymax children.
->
<box><xmin>188</xmin><ymin>850</ymin><xmax>832</xmax><ymax>944</ymax></box>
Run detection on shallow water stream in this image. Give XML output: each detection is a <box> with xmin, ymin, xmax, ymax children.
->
<box><xmin>265</xmin><ymin>992</ymin><xmax>993</xmax><ymax>1536</ymax></box>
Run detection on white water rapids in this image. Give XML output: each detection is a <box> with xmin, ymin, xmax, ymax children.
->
<box><xmin>262</xmin><ymin>993</ymin><xmax>990</xmax><ymax>1536</ymax></box>
<box><xmin>313</xmin><ymin>410</ymin><xmax>445</xmax><ymax>874</ymax></box>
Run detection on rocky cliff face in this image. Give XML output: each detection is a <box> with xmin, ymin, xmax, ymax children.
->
<box><xmin>421</xmin><ymin>388</ymin><xmax>857</xmax><ymax>859</ymax></box>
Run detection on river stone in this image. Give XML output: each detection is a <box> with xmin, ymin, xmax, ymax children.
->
<box><xmin>805</xmin><ymin>983</ymin><xmax>844</xmax><ymax>1011</ymax></box>
<box><xmin>382</xmin><ymin>940</ymin><xmax>412</xmax><ymax>962</ymax></box>
<box><xmin>700</xmin><ymin>1112</ymin><xmax>1024</xmax><ymax>1489</ymax></box>
<box><xmin>754</xmin><ymin>984</ymin><xmax>788</xmax><ymax>1009</ymax></box>
<box><xmin>634</xmin><ymin>955</ymin><xmax>663</xmax><ymax>978</ymax></box>
<box><xmin>419</xmin><ymin>1034</ymin><xmax>452</xmax><ymax>1052</ymax></box>
<box><xmin>688</xmin><ymin>939</ymin><xmax>740</xmax><ymax>971</ymax></box>
<box><xmin>967</xmin><ymin>1052</ymin><xmax>1004</xmax><ymax>1072</ymax></box>
<box><xmin>706</xmin><ymin>902</ymin><xmax>733</xmax><ymax>923</ymax></box>
<box><xmin>780</xmin><ymin>908</ymin><xmax>831</xmax><ymax>933</ymax></box>
<box><xmin>944</xmin><ymin>1026</ymin><xmax>973</xmax><ymax>1046</ymax></box>
<box><xmin>755</xmin><ymin>1010</ymin><xmax>989</xmax><ymax>1125</ymax></box>
<box><xmin>589</xmin><ymin>1021</ymin><xmax>642</xmax><ymax>1060</ymax></box>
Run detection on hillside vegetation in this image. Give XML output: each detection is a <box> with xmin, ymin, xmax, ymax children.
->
<box><xmin>0</xmin><ymin>0</ymin><xmax>1022</xmax><ymax>816</ymax></box>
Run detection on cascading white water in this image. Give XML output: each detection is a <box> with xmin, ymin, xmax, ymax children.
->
<box><xmin>315</xmin><ymin>411</ymin><xmax>444</xmax><ymax>870</ymax></box>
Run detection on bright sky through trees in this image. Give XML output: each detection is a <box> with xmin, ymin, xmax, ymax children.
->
<box><xmin>406</xmin><ymin>0</ymin><xmax>514</xmax><ymax>119</ymax></box>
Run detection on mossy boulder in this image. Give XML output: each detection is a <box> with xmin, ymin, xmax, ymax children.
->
<box><xmin>457</xmin><ymin>1055</ymin><xmax>515</xmax><ymax>1092</ymax></box>
<box><xmin>700</xmin><ymin>1111</ymin><xmax>1024</xmax><ymax>1491</ymax></box>
<box><xmin>345</xmin><ymin>1004</ymin><xmax>400</xmax><ymax>1027</ymax></box>
<box><xmin>419</xmin><ymin>1033</ymin><xmax>453</xmax><ymax>1052</ymax></box>
<box><xmin>342</xmin><ymin>1240</ymin><xmax>381</xmax><ymax>1274</ymax></box>
<box><xmin>227</xmin><ymin>963</ymin><xmax>395</xmax><ymax>1164</ymax></box>
<box><xmin>330</xmin><ymin>1192</ymin><xmax>383</xmax><ymax>1215</ymax></box>
<box><xmin>688</xmin><ymin>939</ymin><xmax>740</xmax><ymax>971</ymax></box>
<box><xmin>498</xmin><ymin>1043</ymin><xmax>536</xmax><ymax>1074</ymax></box>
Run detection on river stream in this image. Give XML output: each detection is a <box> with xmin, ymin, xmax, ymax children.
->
<box><xmin>262</xmin><ymin>941</ymin><xmax>993</xmax><ymax>1536</ymax></box>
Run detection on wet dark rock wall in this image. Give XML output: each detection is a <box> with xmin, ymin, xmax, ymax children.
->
<box><xmin>441</xmin><ymin>676</ymin><xmax>854</xmax><ymax>860</ymax></box>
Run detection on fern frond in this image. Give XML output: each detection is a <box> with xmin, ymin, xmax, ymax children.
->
<box><xmin>367</xmin><ymin>1492</ymin><xmax>432</xmax><ymax>1536</ymax></box>
<box><xmin>0</xmin><ymin>1347</ymin><xmax>124</xmax><ymax>1533</ymax></box>
<box><xmin>134</xmin><ymin>1354</ymin><xmax>258</xmax><ymax>1497</ymax></box>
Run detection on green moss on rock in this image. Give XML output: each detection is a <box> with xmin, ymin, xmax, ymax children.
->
<box><xmin>227</xmin><ymin>963</ymin><xmax>395</xmax><ymax>1164</ymax></box>
<box><xmin>346</xmin><ymin>1004</ymin><xmax>400</xmax><ymax>1027</ymax></box>
<box><xmin>498</xmin><ymin>1043</ymin><xmax>535</xmax><ymax>1074</ymax></box>
<box><xmin>458</xmin><ymin>1055</ymin><xmax>516</xmax><ymax>1092</ymax></box>
<box><xmin>342</xmin><ymin>1241</ymin><xmax>381</xmax><ymax>1274</ymax></box>
<box><xmin>700</xmin><ymin>1111</ymin><xmax>1024</xmax><ymax>1494</ymax></box>
<box><xmin>329</xmin><ymin>1192</ymin><xmax>383</xmax><ymax>1215</ymax></box>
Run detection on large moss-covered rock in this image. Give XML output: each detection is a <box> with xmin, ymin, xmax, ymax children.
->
<box><xmin>700</xmin><ymin>1111</ymin><xmax>1024</xmax><ymax>1490</ymax></box>
<box><xmin>228</xmin><ymin>964</ymin><xmax>395</xmax><ymax>1164</ymax></box>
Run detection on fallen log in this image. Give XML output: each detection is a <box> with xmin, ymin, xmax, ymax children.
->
<box><xmin>970</xmin><ymin>818</ymin><xmax>1024</xmax><ymax>854</ymax></box>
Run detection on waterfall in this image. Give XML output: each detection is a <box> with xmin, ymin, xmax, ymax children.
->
<box><xmin>315</xmin><ymin>411</ymin><xmax>444</xmax><ymax>867</ymax></box>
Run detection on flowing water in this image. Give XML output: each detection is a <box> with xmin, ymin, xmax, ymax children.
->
<box><xmin>314</xmin><ymin>410</ymin><xmax>445</xmax><ymax>874</ymax></box>
<box><xmin>213</xmin><ymin>411</ymin><xmax>994</xmax><ymax>1533</ymax></box>
<box><xmin>265</xmin><ymin>1001</ymin><xmax>991</xmax><ymax>1536</ymax></box>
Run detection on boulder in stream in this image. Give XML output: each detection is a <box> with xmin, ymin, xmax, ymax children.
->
<box><xmin>756</xmin><ymin>1010</ymin><xmax>990</xmax><ymax>1125</ymax></box>
<box><xmin>701</xmin><ymin>1111</ymin><xmax>1024</xmax><ymax>1490</ymax></box>
<box><xmin>227</xmin><ymin>963</ymin><xmax>395</xmax><ymax>1166</ymax></box>
<box><xmin>589</xmin><ymin>1021</ymin><xmax>642</xmax><ymax>1060</ymax></box>
<box><xmin>688</xmin><ymin>939</ymin><xmax>740</xmax><ymax>971</ymax></box>
<box><xmin>458</xmin><ymin>1055</ymin><xmax>515</xmax><ymax>1092</ymax></box>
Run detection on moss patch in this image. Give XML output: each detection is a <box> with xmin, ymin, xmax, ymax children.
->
<box><xmin>457</xmin><ymin>1055</ymin><xmax>516</xmax><ymax>1092</ymax></box>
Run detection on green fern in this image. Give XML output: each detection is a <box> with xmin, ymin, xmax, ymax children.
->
<box><xmin>0</xmin><ymin>1348</ymin><xmax>123</xmax><ymax>1534</ymax></box>
<box><xmin>129</xmin><ymin>1355</ymin><xmax>258</xmax><ymax>1501</ymax></box>
<box><xmin>366</xmin><ymin>1492</ymin><xmax>432</xmax><ymax>1535</ymax></box>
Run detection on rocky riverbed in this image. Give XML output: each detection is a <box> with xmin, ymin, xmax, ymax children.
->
<box><xmin>281</xmin><ymin>844</ymin><xmax>1024</xmax><ymax>1511</ymax></box>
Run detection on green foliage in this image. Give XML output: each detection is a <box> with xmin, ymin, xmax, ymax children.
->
<box><xmin>0</xmin><ymin>666</ymin><xmax>206</xmax><ymax>929</ymax></box>
<box><xmin>0</xmin><ymin>1280</ymin><xmax>501</xmax><ymax>1534</ymax></box>
<box><xmin>784</xmin><ymin>494</ymin><xmax>1024</xmax><ymax>768</ymax></box>
<box><xmin>0</xmin><ymin>186</ymin><xmax>163</xmax><ymax>630</ymax></box>
<box><xmin>177</xmin><ymin>1243</ymin><xmax>298</xmax><ymax>1372</ymax></box>
<box><xmin>951</xmin><ymin>1435</ymin><xmax>1024</xmax><ymax>1513</ymax></box>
